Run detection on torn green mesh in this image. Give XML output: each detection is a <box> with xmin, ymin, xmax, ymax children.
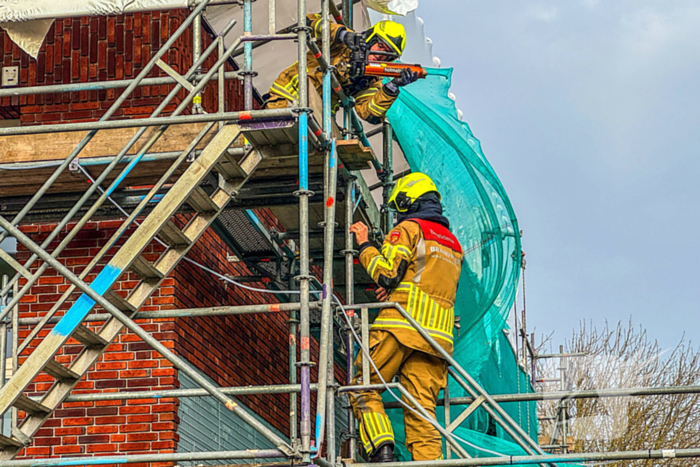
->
<box><xmin>383</xmin><ymin>67</ymin><xmax>537</xmax><ymax>462</ymax></box>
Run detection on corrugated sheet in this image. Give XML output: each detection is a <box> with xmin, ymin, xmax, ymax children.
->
<box><xmin>177</xmin><ymin>366</ymin><xmax>349</xmax><ymax>464</ymax></box>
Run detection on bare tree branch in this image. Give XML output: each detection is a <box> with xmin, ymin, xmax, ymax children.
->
<box><xmin>537</xmin><ymin>320</ymin><xmax>700</xmax><ymax>466</ymax></box>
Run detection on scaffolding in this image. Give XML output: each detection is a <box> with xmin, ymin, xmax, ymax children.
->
<box><xmin>0</xmin><ymin>1</ymin><xmax>697</xmax><ymax>466</ymax></box>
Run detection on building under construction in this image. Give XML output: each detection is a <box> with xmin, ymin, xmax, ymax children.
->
<box><xmin>0</xmin><ymin>1</ymin><xmax>698</xmax><ymax>466</ymax></box>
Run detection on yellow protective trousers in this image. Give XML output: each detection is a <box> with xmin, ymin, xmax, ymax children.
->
<box><xmin>349</xmin><ymin>330</ymin><xmax>448</xmax><ymax>461</ymax></box>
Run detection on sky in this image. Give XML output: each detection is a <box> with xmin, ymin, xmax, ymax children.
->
<box><xmin>416</xmin><ymin>0</ymin><xmax>700</xmax><ymax>351</ymax></box>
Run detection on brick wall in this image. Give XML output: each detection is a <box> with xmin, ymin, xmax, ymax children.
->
<box><xmin>0</xmin><ymin>11</ymin><xmax>244</xmax><ymax>125</ymax></box>
<box><xmin>13</xmin><ymin>209</ymin><xmax>345</xmax><ymax>463</ymax></box>
<box><xmin>173</xmin><ymin>208</ymin><xmax>345</xmax><ymax>439</ymax></box>
<box><xmin>15</xmin><ymin>220</ymin><xmax>179</xmax><ymax>465</ymax></box>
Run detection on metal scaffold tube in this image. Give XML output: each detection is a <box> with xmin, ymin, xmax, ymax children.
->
<box><xmin>343</xmin><ymin>177</ymin><xmax>358</xmax><ymax>458</ymax></box>
<box><xmin>0</xmin><ymin>276</ymin><xmax>7</xmax><ymax>436</ymax></box>
<box><xmin>382</xmin><ymin>121</ymin><xmax>394</xmax><ymax>232</ymax></box>
<box><xmin>10</xmin><ymin>280</ymin><xmax>17</xmax><ymax>432</ymax></box>
<box><xmin>15</xmin><ymin>302</ymin><xmax>320</xmax><ymax>326</ymax></box>
<box><xmin>0</xmin><ymin>449</ymin><xmax>286</xmax><ymax>467</ymax></box>
<box><xmin>412</xmin><ymin>384</ymin><xmax>700</xmax><ymax>406</ymax></box>
<box><xmin>444</xmin><ymin>384</ymin><xmax>452</xmax><ymax>459</ymax></box>
<box><xmin>0</xmin><ymin>146</ymin><xmax>241</xmax><ymax>170</ymax></box>
<box><xmin>289</xmin><ymin>281</ymin><xmax>300</xmax><ymax>445</ymax></box>
<box><xmin>218</xmin><ymin>29</ymin><xmax>226</xmax><ymax>129</ymax></box>
<box><xmin>193</xmin><ymin>11</ymin><xmax>204</xmax><ymax>113</ymax></box>
<box><xmin>349</xmin><ymin>448</ymin><xmax>700</xmax><ymax>467</ymax></box>
<box><xmin>0</xmin><ymin>71</ymin><xmax>239</xmax><ymax>98</ymax></box>
<box><xmin>243</xmin><ymin>0</ymin><xmax>255</xmax><ymax>110</ymax></box>
<box><xmin>315</xmin><ymin>1</ymin><xmax>339</xmax><ymax>459</ymax></box>
<box><xmin>294</xmin><ymin>0</ymin><xmax>313</xmax><ymax>460</ymax></box>
<box><xmin>341</xmin><ymin>0</ymin><xmax>353</xmax><ymax>28</ymax></box>
<box><xmin>65</xmin><ymin>383</ymin><xmax>319</xmax><ymax>402</ymax></box>
<box><xmin>0</xmin><ymin>108</ymin><xmax>294</xmax><ymax>136</ymax></box>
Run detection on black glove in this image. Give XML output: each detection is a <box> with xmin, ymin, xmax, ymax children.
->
<box><xmin>383</xmin><ymin>68</ymin><xmax>419</xmax><ymax>96</ymax></box>
<box><xmin>338</xmin><ymin>29</ymin><xmax>365</xmax><ymax>51</ymax></box>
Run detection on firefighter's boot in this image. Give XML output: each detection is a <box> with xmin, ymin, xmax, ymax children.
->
<box><xmin>370</xmin><ymin>444</ymin><xmax>395</xmax><ymax>463</ymax></box>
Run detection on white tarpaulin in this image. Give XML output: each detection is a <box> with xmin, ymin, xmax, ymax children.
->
<box><xmin>0</xmin><ymin>19</ymin><xmax>53</xmax><ymax>59</ymax></box>
<box><xmin>0</xmin><ymin>0</ymin><xmax>189</xmax><ymax>22</ymax></box>
<box><xmin>362</xmin><ymin>0</ymin><xmax>417</xmax><ymax>16</ymax></box>
<box><xmin>0</xmin><ymin>0</ymin><xmax>189</xmax><ymax>58</ymax></box>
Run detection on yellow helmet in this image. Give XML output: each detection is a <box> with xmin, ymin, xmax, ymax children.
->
<box><xmin>388</xmin><ymin>172</ymin><xmax>440</xmax><ymax>212</ymax></box>
<box><xmin>365</xmin><ymin>21</ymin><xmax>406</xmax><ymax>60</ymax></box>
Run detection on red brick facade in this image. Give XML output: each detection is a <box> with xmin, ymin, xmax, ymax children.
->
<box><xmin>174</xmin><ymin>209</ymin><xmax>344</xmax><ymax>437</ymax></box>
<box><xmin>15</xmin><ymin>220</ymin><xmax>180</xmax><ymax>462</ymax></box>
<box><xmin>0</xmin><ymin>11</ymin><xmax>244</xmax><ymax>124</ymax></box>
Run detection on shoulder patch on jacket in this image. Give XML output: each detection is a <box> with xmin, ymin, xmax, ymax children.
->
<box><xmin>409</xmin><ymin>219</ymin><xmax>462</xmax><ymax>254</ymax></box>
<box><xmin>389</xmin><ymin>231</ymin><xmax>401</xmax><ymax>244</ymax></box>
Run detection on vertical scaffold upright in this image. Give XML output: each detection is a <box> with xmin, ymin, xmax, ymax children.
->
<box><xmin>0</xmin><ymin>1</ymin><xmax>699</xmax><ymax>467</ymax></box>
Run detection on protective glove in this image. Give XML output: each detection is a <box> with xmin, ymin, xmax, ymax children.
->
<box><xmin>383</xmin><ymin>68</ymin><xmax>419</xmax><ymax>96</ymax></box>
<box><xmin>336</xmin><ymin>29</ymin><xmax>362</xmax><ymax>51</ymax></box>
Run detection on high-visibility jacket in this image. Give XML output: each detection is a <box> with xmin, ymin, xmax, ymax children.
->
<box><xmin>358</xmin><ymin>218</ymin><xmax>463</xmax><ymax>358</ymax></box>
<box><xmin>268</xmin><ymin>14</ymin><xmax>398</xmax><ymax>124</ymax></box>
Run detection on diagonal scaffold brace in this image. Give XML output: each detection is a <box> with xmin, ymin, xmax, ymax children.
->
<box><xmin>0</xmin><ymin>216</ymin><xmax>295</xmax><ymax>458</ymax></box>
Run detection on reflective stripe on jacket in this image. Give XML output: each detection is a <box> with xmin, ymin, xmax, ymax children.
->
<box><xmin>372</xmin><ymin>282</ymin><xmax>455</xmax><ymax>345</ymax></box>
<box><xmin>359</xmin><ymin>218</ymin><xmax>463</xmax><ymax>357</ymax></box>
<box><xmin>359</xmin><ymin>411</ymin><xmax>394</xmax><ymax>454</ymax></box>
<box><xmin>268</xmin><ymin>14</ymin><xmax>397</xmax><ymax>123</ymax></box>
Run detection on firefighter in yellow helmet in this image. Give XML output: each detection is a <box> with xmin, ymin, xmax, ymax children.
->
<box><xmin>266</xmin><ymin>17</ymin><xmax>418</xmax><ymax>124</ymax></box>
<box><xmin>349</xmin><ymin>173</ymin><xmax>463</xmax><ymax>462</ymax></box>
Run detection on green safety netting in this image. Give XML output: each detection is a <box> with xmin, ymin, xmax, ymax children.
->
<box><xmin>383</xmin><ymin>67</ymin><xmax>538</xmax><ymax>462</ymax></box>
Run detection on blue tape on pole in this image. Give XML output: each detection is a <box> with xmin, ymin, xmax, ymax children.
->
<box><xmin>323</xmin><ymin>72</ymin><xmax>331</xmax><ymax>135</ymax></box>
<box><xmin>31</xmin><ymin>457</ymin><xmax>128</xmax><ymax>466</ymax></box>
<box><xmin>52</xmin><ymin>264</ymin><xmax>122</xmax><ymax>337</ymax></box>
<box><xmin>244</xmin><ymin>0</ymin><xmax>253</xmax><ymax>70</ymax></box>
<box><xmin>106</xmin><ymin>153</ymin><xmax>147</xmax><ymax>197</ymax></box>
<box><xmin>315</xmin><ymin>412</ymin><xmax>322</xmax><ymax>448</ymax></box>
<box><xmin>329</xmin><ymin>139</ymin><xmax>336</xmax><ymax>169</ymax></box>
<box><xmin>299</xmin><ymin>112</ymin><xmax>309</xmax><ymax>191</ymax></box>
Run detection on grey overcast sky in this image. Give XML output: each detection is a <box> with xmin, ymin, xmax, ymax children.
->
<box><xmin>416</xmin><ymin>0</ymin><xmax>700</xmax><ymax>350</ymax></box>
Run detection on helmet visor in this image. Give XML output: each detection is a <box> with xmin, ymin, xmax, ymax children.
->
<box><xmin>388</xmin><ymin>191</ymin><xmax>411</xmax><ymax>212</ymax></box>
<box><xmin>368</xmin><ymin>48</ymin><xmax>399</xmax><ymax>62</ymax></box>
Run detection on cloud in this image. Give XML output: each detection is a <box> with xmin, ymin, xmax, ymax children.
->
<box><xmin>619</xmin><ymin>6</ymin><xmax>700</xmax><ymax>60</ymax></box>
<box><xmin>527</xmin><ymin>4</ymin><xmax>559</xmax><ymax>22</ymax></box>
<box><xmin>581</xmin><ymin>0</ymin><xmax>600</xmax><ymax>9</ymax></box>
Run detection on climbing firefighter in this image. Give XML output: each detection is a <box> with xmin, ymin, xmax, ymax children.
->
<box><xmin>349</xmin><ymin>173</ymin><xmax>463</xmax><ymax>462</ymax></box>
<box><xmin>265</xmin><ymin>15</ymin><xmax>418</xmax><ymax>124</ymax></box>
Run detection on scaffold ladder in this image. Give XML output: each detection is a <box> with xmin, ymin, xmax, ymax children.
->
<box><xmin>0</xmin><ymin>123</ymin><xmax>260</xmax><ymax>459</ymax></box>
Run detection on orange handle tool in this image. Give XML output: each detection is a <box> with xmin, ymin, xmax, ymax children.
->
<box><xmin>363</xmin><ymin>62</ymin><xmax>428</xmax><ymax>79</ymax></box>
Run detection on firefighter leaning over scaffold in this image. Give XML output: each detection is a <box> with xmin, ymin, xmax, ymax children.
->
<box><xmin>349</xmin><ymin>173</ymin><xmax>463</xmax><ymax>463</ymax></box>
<box><xmin>265</xmin><ymin>15</ymin><xmax>418</xmax><ymax>123</ymax></box>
